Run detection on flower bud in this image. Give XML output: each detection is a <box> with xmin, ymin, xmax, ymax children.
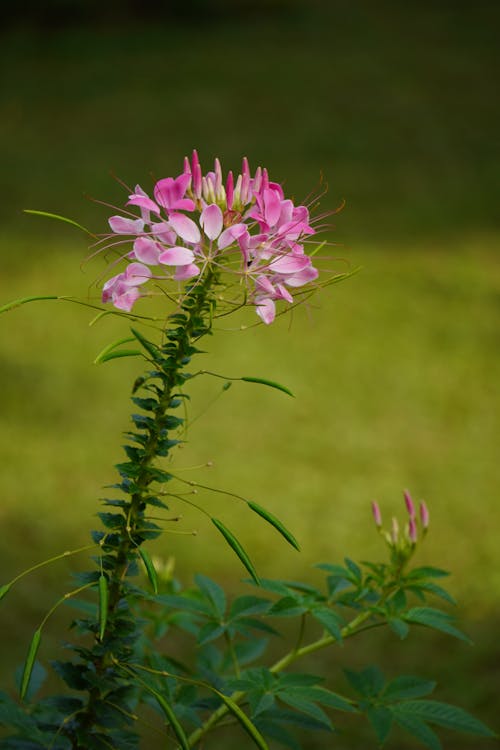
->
<box><xmin>371</xmin><ymin>501</ymin><xmax>382</xmax><ymax>528</ymax></box>
<box><xmin>419</xmin><ymin>500</ymin><xmax>429</xmax><ymax>529</ymax></box>
<box><xmin>391</xmin><ymin>516</ymin><xmax>399</xmax><ymax>545</ymax></box>
<box><xmin>408</xmin><ymin>517</ymin><xmax>418</xmax><ymax>544</ymax></box>
<box><xmin>404</xmin><ymin>489</ymin><xmax>415</xmax><ymax>518</ymax></box>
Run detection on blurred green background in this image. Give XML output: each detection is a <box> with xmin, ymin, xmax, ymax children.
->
<box><xmin>1</xmin><ymin>1</ymin><xmax>499</xmax><ymax>747</ymax></box>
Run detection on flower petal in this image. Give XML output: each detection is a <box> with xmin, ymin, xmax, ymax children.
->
<box><xmin>113</xmin><ymin>287</ymin><xmax>141</xmax><ymax>311</ymax></box>
<box><xmin>168</xmin><ymin>213</ymin><xmax>201</xmax><ymax>244</ymax></box>
<box><xmin>108</xmin><ymin>216</ymin><xmax>145</xmax><ymax>235</ymax></box>
<box><xmin>133</xmin><ymin>237</ymin><xmax>162</xmax><ymax>265</ymax></box>
<box><xmin>255</xmin><ymin>297</ymin><xmax>276</xmax><ymax>325</ymax></box>
<box><xmin>174</xmin><ymin>263</ymin><xmax>200</xmax><ymax>281</ymax></box>
<box><xmin>158</xmin><ymin>246</ymin><xmax>195</xmax><ymax>266</ymax></box>
<box><xmin>200</xmin><ymin>204</ymin><xmax>223</xmax><ymax>241</ymax></box>
<box><xmin>124</xmin><ymin>262</ymin><xmax>152</xmax><ymax>286</ymax></box>
<box><xmin>268</xmin><ymin>254</ymin><xmax>311</xmax><ymax>275</ymax></box>
<box><xmin>126</xmin><ymin>194</ymin><xmax>160</xmax><ymax>214</ymax></box>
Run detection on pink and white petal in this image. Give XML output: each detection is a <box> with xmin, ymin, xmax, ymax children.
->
<box><xmin>168</xmin><ymin>213</ymin><xmax>201</xmax><ymax>244</ymax></box>
<box><xmin>102</xmin><ymin>273</ymin><xmax>125</xmax><ymax>302</ymax></box>
<box><xmin>151</xmin><ymin>222</ymin><xmax>177</xmax><ymax>244</ymax></box>
<box><xmin>268</xmin><ymin>254</ymin><xmax>311</xmax><ymax>275</ymax></box>
<box><xmin>174</xmin><ymin>263</ymin><xmax>200</xmax><ymax>281</ymax></box>
<box><xmin>173</xmin><ymin>172</ymin><xmax>191</xmax><ymax>199</ymax></box>
<box><xmin>171</xmin><ymin>198</ymin><xmax>196</xmax><ymax>212</ymax></box>
<box><xmin>113</xmin><ymin>287</ymin><xmax>141</xmax><ymax>312</ymax></box>
<box><xmin>158</xmin><ymin>246</ymin><xmax>195</xmax><ymax>266</ymax></box>
<box><xmin>263</xmin><ymin>188</ymin><xmax>282</xmax><ymax>227</ymax></box>
<box><xmin>275</xmin><ymin>283</ymin><xmax>294</xmax><ymax>303</ymax></box>
<box><xmin>154</xmin><ymin>177</ymin><xmax>176</xmax><ymax>209</ymax></box>
<box><xmin>133</xmin><ymin>237</ymin><xmax>162</xmax><ymax>265</ymax></box>
<box><xmin>255</xmin><ymin>297</ymin><xmax>276</xmax><ymax>325</ymax></box>
<box><xmin>126</xmin><ymin>194</ymin><xmax>160</xmax><ymax>214</ymax></box>
<box><xmin>284</xmin><ymin>265</ymin><xmax>319</xmax><ymax>287</ymax></box>
<box><xmin>255</xmin><ymin>275</ymin><xmax>276</xmax><ymax>296</ymax></box>
<box><xmin>200</xmin><ymin>204</ymin><xmax>223</xmax><ymax>241</ymax></box>
<box><xmin>217</xmin><ymin>223</ymin><xmax>248</xmax><ymax>250</ymax></box>
<box><xmin>109</xmin><ymin>216</ymin><xmax>145</xmax><ymax>235</ymax></box>
<box><xmin>124</xmin><ymin>262</ymin><xmax>152</xmax><ymax>286</ymax></box>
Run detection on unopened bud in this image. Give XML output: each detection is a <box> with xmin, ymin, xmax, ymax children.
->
<box><xmin>419</xmin><ymin>500</ymin><xmax>429</xmax><ymax>530</ymax></box>
<box><xmin>391</xmin><ymin>517</ymin><xmax>399</xmax><ymax>545</ymax></box>
<box><xmin>371</xmin><ymin>501</ymin><xmax>382</xmax><ymax>527</ymax></box>
<box><xmin>404</xmin><ymin>489</ymin><xmax>415</xmax><ymax>518</ymax></box>
<box><xmin>408</xmin><ymin>517</ymin><xmax>418</xmax><ymax>544</ymax></box>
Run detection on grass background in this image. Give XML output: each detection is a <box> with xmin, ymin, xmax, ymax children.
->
<box><xmin>0</xmin><ymin>2</ymin><xmax>499</xmax><ymax>747</ymax></box>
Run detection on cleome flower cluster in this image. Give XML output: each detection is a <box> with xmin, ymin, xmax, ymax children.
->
<box><xmin>100</xmin><ymin>152</ymin><xmax>321</xmax><ymax>324</ymax></box>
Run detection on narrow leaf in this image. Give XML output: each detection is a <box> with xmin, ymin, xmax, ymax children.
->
<box><xmin>397</xmin><ymin>700</ymin><xmax>496</xmax><ymax>736</ymax></box>
<box><xmin>215</xmin><ymin>690</ymin><xmax>270</xmax><ymax>749</ymax></box>
<box><xmin>139</xmin><ymin>548</ymin><xmax>159</xmax><ymax>594</ymax></box>
<box><xmin>366</xmin><ymin>706</ymin><xmax>393</xmax><ymax>743</ymax></box>
<box><xmin>212</xmin><ymin>518</ymin><xmax>260</xmax><ymax>584</ymax></box>
<box><xmin>23</xmin><ymin>209</ymin><xmax>96</xmax><ymax>236</ymax></box>
<box><xmin>98</xmin><ymin>575</ymin><xmax>109</xmax><ymax>641</ymax></box>
<box><xmin>404</xmin><ymin>608</ymin><xmax>471</xmax><ymax>643</ymax></box>
<box><xmin>130</xmin><ymin>327</ymin><xmax>162</xmax><ymax>361</ymax></box>
<box><xmin>0</xmin><ymin>583</ymin><xmax>12</xmax><ymax>602</ymax></box>
<box><xmin>20</xmin><ymin>629</ymin><xmax>42</xmax><ymax>701</ymax></box>
<box><xmin>241</xmin><ymin>376</ymin><xmax>294</xmax><ymax>398</ymax></box>
<box><xmin>247</xmin><ymin>501</ymin><xmax>300</xmax><ymax>551</ymax></box>
<box><xmin>148</xmin><ymin>687</ymin><xmax>190</xmax><ymax>750</ymax></box>
<box><xmin>384</xmin><ymin>676</ymin><xmax>436</xmax><ymax>701</ymax></box>
<box><xmin>393</xmin><ymin>712</ymin><xmax>442</xmax><ymax>750</ymax></box>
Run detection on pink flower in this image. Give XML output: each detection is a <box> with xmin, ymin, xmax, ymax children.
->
<box><xmin>404</xmin><ymin>489</ymin><xmax>416</xmax><ymax>519</ymax></box>
<box><xmin>100</xmin><ymin>153</ymin><xmax>324</xmax><ymax>320</ymax></box>
<box><xmin>371</xmin><ymin>501</ymin><xmax>383</xmax><ymax>528</ymax></box>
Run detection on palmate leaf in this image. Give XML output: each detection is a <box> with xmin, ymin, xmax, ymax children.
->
<box><xmin>194</xmin><ymin>574</ymin><xmax>226</xmax><ymax>619</ymax></box>
<box><xmin>366</xmin><ymin>705</ymin><xmax>393</xmax><ymax>744</ymax></box>
<box><xmin>383</xmin><ymin>675</ymin><xmax>436</xmax><ymax>701</ymax></box>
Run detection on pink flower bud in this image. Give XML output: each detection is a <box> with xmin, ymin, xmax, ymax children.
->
<box><xmin>404</xmin><ymin>489</ymin><xmax>415</xmax><ymax>518</ymax></box>
<box><xmin>408</xmin><ymin>517</ymin><xmax>418</xmax><ymax>544</ymax></box>
<box><xmin>419</xmin><ymin>500</ymin><xmax>429</xmax><ymax>529</ymax></box>
<box><xmin>226</xmin><ymin>170</ymin><xmax>234</xmax><ymax>210</ymax></box>
<box><xmin>391</xmin><ymin>517</ymin><xmax>399</xmax><ymax>545</ymax></box>
<box><xmin>371</xmin><ymin>501</ymin><xmax>382</xmax><ymax>527</ymax></box>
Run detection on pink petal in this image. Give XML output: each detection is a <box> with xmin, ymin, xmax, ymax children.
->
<box><xmin>108</xmin><ymin>216</ymin><xmax>145</xmax><ymax>235</ymax></box>
<box><xmin>275</xmin><ymin>283</ymin><xmax>294</xmax><ymax>303</ymax></box>
<box><xmin>168</xmin><ymin>213</ymin><xmax>201</xmax><ymax>244</ymax></box>
<box><xmin>217</xmin><ymin>223</ymin><xmax>248</xmax><ymax>250</ymax></box>
<box><xmin>151</xmin><ymin>222</ymin><xmax>177</xmax><ymax>244</ymax></box>
<box><xmin>268</xmin><ymin>254</ymin><xmax>311</xmax><ymax>275</ymax></box>
<box><xmin>158</xmin><ymin>246</ymin><xmax>195</xmax><ymax>266</ymax></box>
<box><xmin>284</xmin><ymin>265</ymin><xmax>319</xmax><ymax>287</ymax></box>
<box><xmin>153</xmin><ymin>177</ymin><xmax>175</xmax><ymax>208</ymax></box>
<box><xmin>113</xmin><ymin>287</ymin><xmax>141</xmax><ymax>312</ymax></box>
<box><xmin>263</xmin><ymin>188</ymin><xmax>282</xmax><ymax>227</ymax></box>
<box><xmin>124</xmin><ymin>262</ymin><xmax>152</xmax><ymax>286</ymax></box>
<box><xmin>255</xmin><ymin>275</ymin><xmax>275</xmax><ymax>296</ymax></box>
<box><xmin>171</xmin><ymin>197</ymin><xmax>196</xmax><ymax>212</ymax></box>
<box><xmin>255</xmin><ymin>297</ymin><xmax>276</xmax><ymax>325</ymax></box>
<box><xmin>201</xmin><ymin>204</ymin><xmax>223</xmax><ymax>241</ymax></box>
<box><xmin>126</xmin><ymin>194</ymin><xmax>160</xmax><ymax>214</ymax></box>
<box><xmin>174</xmin><ymin>263</ymin><xmax>200</xmax><ymax>281</ymax></box>
<box><xmin>133</xmin><ymin>237</ymin><xmax>162</xmax><ymax>265</ymax></box>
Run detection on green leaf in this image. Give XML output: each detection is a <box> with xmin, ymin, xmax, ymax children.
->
<box><xmin>366</xmin><ymin>706</ymin><xmax>393</xmax><ymax>744</ymax></box>
<box><xmin>247</xmin><ymin>502</ymin><xmax>300</xmax><ymax>550</ymax></box>
<box><xmin>94</xmin><ymin>338</ymin><xmax>142</xmax><ymax>364</ymax></box>
<box><xmin>344</xmin><ymin>557</ymin><xmax>362</xmax><ymax>582</ymax></box>
<box><xmin>417</xmin><ymin>582</ymin><xmax>457</xmax><ymax>606</ymax></box>
<box><xmin>130</xmin><ymin>327</ymin><xmax>162</xmax><ymax>361</ymax></box>
<box><xmin>212</xmin><ymin>518</ymin><xmax>260</xmax><ymax>584</ymax></box>
<box><xmin>98</xmin><ymin>575</ymin><xmax>108</xmax><ymax>641</ymax></box>
<box><xmin>241</xmin><ymin>376</ymin><xmax>294</xmax><ymax>398</ymax></box>
<box><xmin>229</xmin><ymin>595</ymin><xmax>271</xmax><ymax>619</ymax></box>
<box><xmin>388</xmin><ymin>617</ymin><xmax>410</xmax><ymax>639</ymax></box>
<box><xmin>404</xmin><ymin>608</ymin><xmax>471</xmax><ymax>643</ymax></box>
<box><xmin>384</xmin><ymin>676</ymin><xmax>436</xmax><ymax>701</ymax></box>
<box><xmin>23</xmin><ymin>209</ymin><xmax>95</xmax><ymax>236</ymax></box>
<box><xmin>0</xmin><ymin>583</ymin><xmax>12</xmax><ymax>602</ymax></box>
<box><xmin>407</xmin><ymin>567</ymin><xmax>450</xmax><ymax>580</ymax></box>
<box><xmin>215</xmin><ymin>690</ymin><xmax>270</xmax><ymax>749</ymax></box>
<box><xmin>146</xmin><ymin>687</ymin><xmax>190</xmax><ymax>750</ymax></box>
<box><xmin>195</xmin><ymin>574</ymin><xmax>226</xmax><ymax>619</ymax></box>
<box><xmin>393</xmin><ymin>712</ymin><xmax>442</xmax><ymax>750</ymax></box>
<box><xmin>20</xmin><ymin>629</ymin><xmax>42</xmax><ymax>701</ymax></box>
<box><xmin>277</xmin><ymin>691</ymin><xmax>332</xmax><ymax>729</ymax></box>
<box><xmin>344</xmin><ymin>667</ymin><xmax>385</xmax><ymax>698</ymax></box>
<box><xmin>139</xmin><ymin>548</ymin><xmax>159</xmax><ymax>594</ymax></box>
<box><xmin>397</xmin><ymin>700</ymin><xmax>496</xmax><ymax>736</ymax></box>
<box><xmin>312</xmin><ymin>607</ymin><xmax>343</xmax><ymax>641</ymax></box>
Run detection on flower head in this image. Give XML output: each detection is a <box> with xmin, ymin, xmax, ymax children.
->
<box><xmin>97</xmin><ymin>152</ymin><xmax>324</xmax><ymax>323</ymax></box>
